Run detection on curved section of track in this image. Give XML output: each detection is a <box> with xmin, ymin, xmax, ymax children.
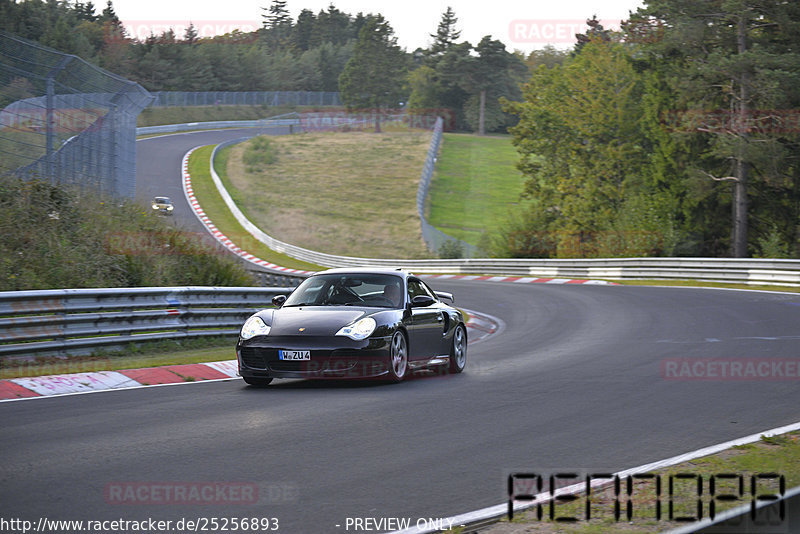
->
<box><xmin>135</xmin><ymin>127</ymin><xmax>289</xmax><ymax>234</ymax></box>
<box><xmin>1</xmin><ymin>131</ymin><xmax>797</xmax><ymax>534</ymax></box>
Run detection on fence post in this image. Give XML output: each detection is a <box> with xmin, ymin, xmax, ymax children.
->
<box><xmin>45</xmin><ymin>56</ymin><xmax>74</xmax><ymax>184</ymax></box>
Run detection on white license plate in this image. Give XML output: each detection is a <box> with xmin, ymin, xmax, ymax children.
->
<box><xmin>279</xmin><ymin>350</ymin><xmax>311</xmax><ymax>360</ymax></box>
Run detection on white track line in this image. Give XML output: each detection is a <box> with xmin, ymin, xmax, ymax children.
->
<box><xmin>394</xmin><ymin>420</ymin><xmax>800</xmax><ymax>533</ymax></box>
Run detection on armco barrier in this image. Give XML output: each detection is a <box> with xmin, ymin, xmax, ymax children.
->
<box><xmin>198</xmin><ymin>144</ymin><xmax>800</xmax><ymax>285</ymax></box>
<box><xmin>0</xmin><ymin>286</ymin><xmax>291</xmax><ymax>360</ymax></box>
<box><xmin>136</xmin><ymin>117</ymin><xmax>300</xmax><ymax>136</ymax></box>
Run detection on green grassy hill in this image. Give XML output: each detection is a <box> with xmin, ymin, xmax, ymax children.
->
<box><xmin>219</xmin><ymin>129</ymin><xmax>433</xmax><ymax>259</ymax></box>
<box><xmin>426</xmin><ymin>133</ymin><xmax>528</xmax><ymax>250</ymax></box>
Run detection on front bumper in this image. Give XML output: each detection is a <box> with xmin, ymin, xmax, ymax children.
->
<box><xmin>237</xmin><ymin>335</ymin><xmax>393</xmax><ymax>379</ymax></box>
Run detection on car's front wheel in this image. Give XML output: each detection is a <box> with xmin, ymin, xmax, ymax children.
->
<box><xmin>387</xmin><ymin>331</ymin><xmax>408</xmax><ymax>382</ymax></box>
<box><xmin>448</xmin><ymin>325</ymin><xmax>466</xmax><ymax>373</ymax></box>
<box><xmin>243</xmin><ymin>377</ymin><xmax>273</xmax><ymax>387</ymax></box>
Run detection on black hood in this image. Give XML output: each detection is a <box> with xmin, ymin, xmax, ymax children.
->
<box><xmin>264</xmin><ymin>307</ymin><xmax>368</xmax><ymax>336</ymax></box>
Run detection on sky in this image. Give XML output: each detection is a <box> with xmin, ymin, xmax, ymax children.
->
<box><xmin>112</xmin><ymin>0</ymin><xmax>646</xmax><ymax>54</ymax></box>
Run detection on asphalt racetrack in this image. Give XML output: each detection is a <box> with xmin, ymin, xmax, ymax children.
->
<box><xmin>1</xmin><ymin>129</ymin><xmax>798</xmax><ymax>533</ymax></box>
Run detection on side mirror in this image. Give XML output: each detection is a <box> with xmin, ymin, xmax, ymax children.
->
<box><xmin>434</xmin><ymin>291</ymin><xmax>454</xmax><ymax>303</ymax></box>
<box><xmin>272</xmin><ymin>295</ymin><xmax>287</xmax><ymax>307</ymax></box>
<box><xmin>411</xmin><ymin>295</ymin><xmax>435</xmax><ymax>307</ymax></box>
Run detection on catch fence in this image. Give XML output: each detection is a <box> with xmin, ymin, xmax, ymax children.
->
<box><xmin>0</xmin><ymin>31</ymin><xmax>152</xmax><ymax>198</ymax></box>
<box><xmin>416</xmin><ymin>117</ymin><xmax>478</xmax><ymax>258</ymax></box>
<box><xmin>148</xmin><ymin>91</ymin><xmax>341</xmax><ymax>108</ymax></box>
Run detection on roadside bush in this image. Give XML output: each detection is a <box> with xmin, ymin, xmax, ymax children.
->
<box><xmin>242</xmin><ymin>135</ymin><xmax>277</xmax><ymax>172</ymax></box>
<box><xmin>0</xmin><ymin>175</ymin><xmax>253</xmax><ymax>290</ymax></box>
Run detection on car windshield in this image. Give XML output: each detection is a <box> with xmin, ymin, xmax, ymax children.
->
<box><xmin>283</xmin><ymin>273</ymin><xmax>404</xmax><ymax>308</ymax></box>
<box><xmin>154</xmin><ymin>197</ymin><xmax>170</xmax><ymax>204</ymax></box>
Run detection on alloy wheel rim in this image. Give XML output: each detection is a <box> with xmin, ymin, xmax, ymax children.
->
<box><xmin>454</xmin><ymin>328</ymin><xmax>465</xmax><ymax>368</ymax></box>
<box><xmin>392</xmin><ymin>333</ymin><xmax>407</xmax><ymax>376</ymax></box>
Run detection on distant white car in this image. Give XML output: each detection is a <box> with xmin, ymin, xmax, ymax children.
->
<box><xmin>151</xmin><ymin>196</ymin><xmax>174</xmax><ymax>215</ymax></box>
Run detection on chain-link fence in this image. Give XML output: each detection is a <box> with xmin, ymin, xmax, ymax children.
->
<box><xmin>417</xmin><ymin>117</ymin><xmax>477</xmax><ymax>258</ymax></box>
<box><xmin>148</xmin><ymin>91</ymin><xmax>341</xmax><ymax>107</ymax></box>
<box><xmin>0</xmin><ymin>31</ymin><xmax>152</xmax><ymax>198</ymax></box>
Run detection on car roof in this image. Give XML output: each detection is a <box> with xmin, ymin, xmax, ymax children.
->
<box><xmin>311</xmin><ymin>268</ymin><xmax>412</xmax><ymax>279</ymax></box>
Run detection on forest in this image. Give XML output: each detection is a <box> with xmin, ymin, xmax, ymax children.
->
<box><xmin>2</xmin><ymin>0</ymin><xmax>798</xmax><ymax>258</ymax></box>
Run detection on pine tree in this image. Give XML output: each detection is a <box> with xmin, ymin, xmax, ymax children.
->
<box><xmin>637</xmin><ymin>0</ymin><xmax>800</xmax><ymax>257</ymax></box>
<box><xmin>428</xmin><ymin>7</ymin><xmax>460</xmax><ymax>62</ymax></box>
<box><xmin>291</xmin><ymin>8</ymin><xmax>315</xmax><ymax>51</ymax></box>
<box><xmin>338</xmin><ymin>15</ymin><xmax>407</xmax><ymax>132</ymax></box>
<box><xmin>261</xmin><ymin>0</ymin><xmax>292</xmax><ymax>51</ymax></box>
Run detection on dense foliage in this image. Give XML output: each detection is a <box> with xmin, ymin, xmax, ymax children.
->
<box><xmin>338</xmin><ymin>15</ymin><xmax>407</xmax><ymax>132</ymax></box>
<box><xmin>0</xmin><ymin>1</ymin><xmax>527</xmax><ymax>132</ymax></box>
<box><xmin>0</xmin><ymin>176</ymin><xmax>253</xmax><ymax>290</ymax></box>
<box><xmin>501</xmin><ymin>3</ymin><xmax>800</xmax><ymax>258</ymax></box>
<box><xmin>4</xmin><ymin>1</ymin><xmax>797</xmax><ymax>259</ymax></box>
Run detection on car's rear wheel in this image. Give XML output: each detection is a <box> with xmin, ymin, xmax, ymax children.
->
<box><xmin>243</xmin><ymin>377</ymin><xmax>273</xmax><ymax>387</ymax></box>
<box><xmin>387</xmin><ymin>331</ymin><xmax>408</xmax><ymax>382</ymax></box>
<box><xmin>448</xmin><ymin>325</ymin><xmax>466</xmax><ymax>373</ymax></box>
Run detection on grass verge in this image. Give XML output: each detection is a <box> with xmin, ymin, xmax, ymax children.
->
<box><xmin>0</xmin><ymin>337</ymin><xmax>236</xmax><ymax>379</ymax></box>
<box><xmin>224</xmin><ymin>129</ymin><xmax>433</xmax><ymax>258</ymax></box>
<box><xmin>427</xmin><ymin>133</ymin><xmax>529</xmax><ymax>249</ymax></box>
<box><xmin>481</xmin><ymin>431</ymin><xmax>800</xmax><ymax>533</ymax></box>
<box><xmin>615</xmin><ymin>279</ymin><xmax>800</xmax><ymax>294</ymax></box>
<box><xmin>187</xmin><ymin>145</ymin><xmax>324</xmax><ymax>271</ymax></box>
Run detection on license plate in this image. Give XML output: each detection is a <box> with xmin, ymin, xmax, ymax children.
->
<box><xmin>279</xmin><ymin>350</ymin><xmax>311</xmax><ymax>360</ymax></box>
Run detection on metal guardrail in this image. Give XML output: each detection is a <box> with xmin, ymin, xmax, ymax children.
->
<box><xmin>136</xmin><ymin>117</ymin><xmax>300</xmax><ymax>136</ymax></box>
<box><xmin>0</xmin><ymin>286</ymin><xmax>291</xmax><ymax>360</ymax></box>
<box><xmin>199</xmin><ymin>135</ymin><xmax>800</xmax><ymax>286</ymax></box>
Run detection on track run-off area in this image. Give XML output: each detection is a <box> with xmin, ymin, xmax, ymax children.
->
<box><xmin>1</xmin><ymin>127</ymin><xmax>798</xmax><ymax>534</ymax></box>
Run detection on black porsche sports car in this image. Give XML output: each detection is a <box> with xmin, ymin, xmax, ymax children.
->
<box><xmin>236</xmin><ymin>268</ymin><xmax>467</xmax><ymax>386</ymax></box>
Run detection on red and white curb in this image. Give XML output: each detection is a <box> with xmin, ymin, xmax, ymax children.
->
<box><xmin>182</xmin><ymin>147</ymin><xmax>314</xmax><ymax>277</ymax></box>
<box><xmin>0</xmin><ymin>361</ymin><xmax>240</xmax><ymax>402</ymax></box>
<box><xmin>0</xmin><ymin>310</ymin><xmax>500</xmax><ymax>402</ymax></box>
<box><xmin>421</xmin><ymin>274</ymin><xmax>615</xmax><ymax>285</ymax></box>
<box><xmin>182</xmin><ymin>146</ymin><xmax>616</xmax><ymax>285</ymax></box>
<box><xmin>464</xmin><ymin>309</ymin><xmax>503</xmax><ymax>343</ymax></box>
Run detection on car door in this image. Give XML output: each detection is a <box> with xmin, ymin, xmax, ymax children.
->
<box><xmin>406</xmin><ymin>278</ymin><xmax>445</xmax><ymax>360</ymax></box>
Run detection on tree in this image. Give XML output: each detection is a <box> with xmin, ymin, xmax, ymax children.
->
<box><xmin>312</xmin><ymin>4</ymin><xmax>352</xmax><ymax>46</ymax></box>
<box><xmin>458</xmin><ymin>36</ymin><xmax>527</xmax><ymax>134</ymax></box>
<box><xmin>525</xmin><ymin>45</ymin><xmax>569</xmax><ymax>70</ymax></box>
<box><xmin>574</xmin><ymin>15</ymin><xmax>612</xmax><ymax>54</ymax></box>
<box><xmin>635</xmin><ymin>0</ymin><xmax>800</xmax><ymax>257</ymax></box>
<box><xmin>505</xmin><ymin>39</ymin><xmax>663</xmax><ymax>257</ymax></box>
<box><xmin>427</xmin><ymin>7</ymin><xmax>460</xmax><ymax>64</ymax></box>
<box><xmin>183</xmin><ymin>23</ymin><xmax>199</xmax><ymax>45</ymax></box>
<box><xmin>407</xmin><ymin>65</ymin><xmax>440</xmax><ymax>110</ymax></box>
<box><xmin>262</xmin><ymin>0</ymin><xmax>292</xmax><ymax>51</ymax></box>
<box><xmin>338</xmin><ymin>15</ymin><xmax>407</xmax><ymax>132</ymax></box>
<box><xmin>292</xmin><ymin>8</ymin><xmax>315</xmax><ymax>51</ymax></box>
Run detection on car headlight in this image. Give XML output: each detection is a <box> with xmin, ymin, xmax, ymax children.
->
<box><xmin>167</xmin><ymin>205</ymin><xmax>173</xmax><ymax>210</ymax></box>
<box><xmin>241</xmin><ymin>315</ymin><xmax>270</xmax><ymax>340</ymax></box>
<box><xmin>151</xmin><ymin>204</ymin><xmax>158</xmax><ymax>209</ymax></box>
<box><xmin>335</xmin><ymin>317</ymin><xmax>376</xmax><ymax>340</ymax></box>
